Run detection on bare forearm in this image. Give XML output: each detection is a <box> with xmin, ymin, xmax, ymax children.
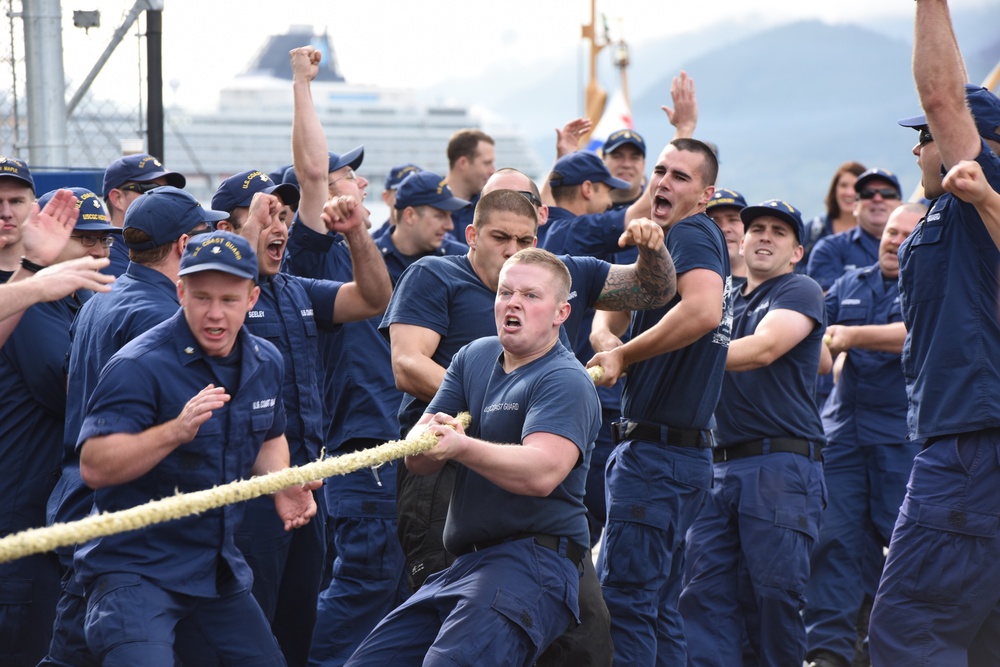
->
<box><xmin>913</xmin><ymin>0</ymin><xmax>980</xmax><ymax>166</ymax></box>
<box><xmin>843</xmin><ymin>323</ymin><xmax>907</xmax><ymax>355</ymax></box>
<box><xmin>596</xmin><ymin>247</ymin><xmax>675</xmax><ymax>312</ymax></box>
<box><xmin>80</xmin><ymin>424</ymin><xmax>186</xmax><ymax>488</ymax></box>
<box><xmin>292</xmin><ymin>77</ymin><xmax>331</xmax><ymax>232</ymax></box>
<box><xmin>251</xmin><ymin>437</ymin><xmax>291</xmax><ymax>476</ymax></box>
<box><xmin>619</xmin><ymin>301</ymin><xmax>720</xmax><ymax>367</ymax></box>
<box><xmin>726</xmin><ymin>335</ymin><xmax>780</xmax><ymax>372</ymax></box>
<box><xmin>394</xmin><ymin>357</ymin><xmax>447</xmax><ymax>403</ymax></box>
<box><xmin>451</xmin><ymin>436</ymin><xmax>568</xmax><ymax>496</ymax></box>
<box><xmin>344</xmin><ymin>228</ymin><xmax>393</xmax><ymax>312</ymax></box>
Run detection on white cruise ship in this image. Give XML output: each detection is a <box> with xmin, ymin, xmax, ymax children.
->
<box><xmin>164</xmin><ymin>26</ymin><xmax>543</xmax><ymax>214</ymax></box>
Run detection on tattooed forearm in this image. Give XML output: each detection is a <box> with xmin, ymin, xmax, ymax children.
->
<box><xmin>595</xmin><ymin>244</ymin><xmax>676</xmax><ymax>311</ymax></box>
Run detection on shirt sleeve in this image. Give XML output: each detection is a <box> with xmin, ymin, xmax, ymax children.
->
<box><xmin>806</xmin><ymin>235</ymin><xmax>842</xmax><ymax>291</ymax></box>
<box><xmin>380</xmin><ymin>260</ymin><xmax>453</xmax><ymax>339</ymax></box>
<box><xmin>563</xmin><ymin>208</ymin><xmax>627</xmax><ymax>257</ymax></box>
<box><xmin>77</xmin><ymin>355</ymin><xmax>160</xmax><ymax>448</ymax></box>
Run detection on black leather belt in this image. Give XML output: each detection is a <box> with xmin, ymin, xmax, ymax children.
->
<box><xmin>465</xmin><ymin>533</ymin><xmax>585</xmax><ymax>569</ymax></box>
<box><xmin>713</xmin><ymin>437</ymin><xmax>822</xmax><ymax>463</ymax></box>
<box><xmin>611</xmin><ymin>420</ymin><xmax>713</xmax><ymax>449</ymax></box>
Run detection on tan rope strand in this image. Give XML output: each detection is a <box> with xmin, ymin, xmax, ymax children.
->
<box><xmin>0</xmin><ymin>364</ymin><xmax>607</xmax><ymax>564</ymax></box>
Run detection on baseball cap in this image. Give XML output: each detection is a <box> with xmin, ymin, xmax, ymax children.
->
<box><xmin>854</xmin><ymin>168</ymin><xmax>902</xmax><ymax>195</ymax></box>
<box><xmin>268</xmin><ymin>164</ymin><xmax>291</xmax><ymax>184</ymax></box>
<box><xmin>211</xmin><ymin>170</ymin><xmax>300</xmax><ymax>213</ymax></box>
<box><xmin>394</xmin><ymin>171</ymin><xmax>469</xmax><ymax>211</ymax></box>
<box><xmin>103</xmin><ymin>154</ymin><xmax>185</xmax><ymax>198</ymax></box>
<box><xmin>602</xmin><ymin>129</ymin><xmax>646</xmax><ymax>157</ymax></box>
<box><xmin>37</xmin><ymin>187</ymin><xmax>117</xmax><ymax>233</ymax></box>
<box><xmin>549</xmin><ymin>151</ymin><xmax>631</xmax><ymax>190</ymax></box>
<box><xmin>898</xmin><ymin>84</ymin><xmax>1000</xmax><ymax>144</ymax></box>
<box><xmin>706</xmin><ymin>188</ymin><xmax>748</xmax><ymax>212</ymax></box>
<box><xmin>0</xmin><ymin>156</ymin><xmax>34</xmax><ymax>192</ymax></box>
<box><xmin>385</xmin><ymin>163</ymin><xmax>423</xmax><ymax>190</ymax></box>
<box><xmin>179</xmin><ymin>231</ymin><xmax>258</xmax><ymax>282</ymax></box>
<box><xmin>329</xmin><ymin>146</ymin><xmax>364</xmax><ymax>173</ymax></box>
<box><xmin>123</xmin><ymin>186</ymin><xmax>229</xmax><ymax>250</ymax></box>
<box><xmin>740</xmin><ymin>199</ymin><xmax>806</xmax><ymax>244</ymax></box>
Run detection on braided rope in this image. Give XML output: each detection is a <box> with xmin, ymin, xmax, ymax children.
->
<box><xmin>0</xmin><ymin>364</ymin><xmax>606</xmax><ymax>564</ymax></box>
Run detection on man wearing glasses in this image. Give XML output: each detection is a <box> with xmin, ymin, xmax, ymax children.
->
<box><xmin>806</xmin><ymin>168</ymin><xmax>903</xmax><ymax>292</ymax></box>
<box><xmin>39</xmin><ymin>186</ymin><xmax>227</xmax><ymax>666</ymax></box>
<box><xmin>101</xmin><ymin>153</ymin><xmax>186</xmax><ymax>276</ymax></box>
<box><xmin>0</xmin><ymin>187</ymin><xmax>118</xmax><ymax>665</ymax></box>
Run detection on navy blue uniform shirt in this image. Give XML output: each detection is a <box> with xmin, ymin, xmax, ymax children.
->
<box><xmin>821</xmin><ymin>264</ymin><xmax>908</xmax><ymax>446</ymax></box>
<box><xmin>75</xmin><ymin>311</ymin><xmax>286</xmax><ymax>596</ymax></box>
<box><xmin>897</xmin><ymin>141</ymin><xmax>1000</xmax><ymax>440</ymax></box>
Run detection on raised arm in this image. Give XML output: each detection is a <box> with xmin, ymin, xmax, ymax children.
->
<box><xmin>321</xmin><ymin>196</ymin><xmax>392</xmax><ymax>322</ymax></box>
<box><xmin>290</xmin><ymin>45</ymin><xmax>332</xmax><ymax>234</ymax></box>
<box><xmin>913</xmin><ymin>0</ymin><xmax>980</xmax><ymax>167</ymax></box>
<box><xmin>624</xmin><ymin>71</ymin><xmax>700</xmax><ymax>224</ymax></box>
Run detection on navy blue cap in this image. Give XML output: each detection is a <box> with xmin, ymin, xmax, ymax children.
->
<box><xmin>124</xmin><ymin>186</ymin><xmax>229</xmax><ymax>250</ymax></box>
<box><xmin>179</xmin><ymin>231</ymin><xmax>258</xmax><ymax>282</ymax></box>
<box><xmin>706</xmin><ymin>188</ymin><xmax>748</xmax><ymax>212</ymax></box>
<box><xmin>103</xmin><ymin>154</ymin><xmax>185</xmax><ymax>198</ymax></box>
<box><xmin>329</xmin><ymin>146</ymin><xmax>364</xmax><ymax>173</ymax></box>
<box><xmin>602</xmin><ymin>129</ymin><xmax>646</xmax><ymax>157</ymax></box>
<box><xmin>281</xmin><ymin>165</ymin><xmax>299</xmax><ymax>188</ymax></box>
<box><xmin>394</xmin><ymin>171</ymin><xmax>469</xmax><ymax>211</ymax></box>
<box><xmin>38</xmin><ymin>187</ymin><xmax>116</xmax><ymax>232</ymax></box>
<box><xmin>549</xmin><ymin>151</ymin><xmax>631</xmax><ymax>190</ymax></box>
<box><xmin>854</xmin><ymin>168</ymin><xmax>901</xmax><ymax>195</ymax></box>
<box><xmin>0</xmin><ymin>156</ymin><xmax>34</xmax><ymax>192</ymax></box>
<box><xmin>740</xmin><ymin>199</ymin><xmax>806</xmax><ymax>244</ymax></box>
<box><xmin>899</xmin><ymin>84</ymin><xmax>1000</xmax><ymax>144</ymax></box>
<box><xmin>211</xmin><ymin>170</ymin><xmax>300</xmax><ymax>214</ymax></box>
<box><xmin>385</xmin><ymin>163</ymin><xmax>423</xmax><ymax>190</ymax></box>
<box><xmin>268</xmin><ymin>164</ymin><xmax>291</xmax><ymax>184</ymax></box>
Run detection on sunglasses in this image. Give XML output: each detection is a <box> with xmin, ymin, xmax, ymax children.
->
<box><xmin>516</xmin><ymin>190</ymin><xmax>542</xmax><ymax>207</ymax></box>
<box><xmin>71</xmin><ymin>234</ymin><xmax>115</xmax><ymax>248</ymax></box>
<box><xmin>119</xmin><ymin>181</ymin><xmax>162</xmax><ymax>195</ymax></box>
<box><xmin>858</xmin><ymin>188</ymin><xmax>900</xmax><ymax>201</ymax></box>
<box><xmin>918</xmin><ymin>127</ymin><xmax>933</xmax><ymax>147</ymax></box>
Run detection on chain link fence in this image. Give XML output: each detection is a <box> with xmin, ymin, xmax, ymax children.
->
<box><xmin>1</xmin><ymin>0</ymin><xmax>147</xmax><ymax>169</ymax></box>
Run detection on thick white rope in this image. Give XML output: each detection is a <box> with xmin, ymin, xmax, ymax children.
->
<box><xmin>0</xmin><ymin>365</ymin><xmax>606</xmax><ymax>564</ymax></box>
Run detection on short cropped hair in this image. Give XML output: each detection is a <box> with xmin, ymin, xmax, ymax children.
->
<box><xmin>447</xmin><ymin>129</ymin><xmax>494</xmax><ymax>169</ymax></box>
<box><xmin>670</xmin><ymin>138</ymin><xmax>719</xmax><ymax>187</ymax></box>
<box><xmin>123</xmin><ymin>227</ymin><xmax>172</xmax><ymax>265</ymax></box>
<box><xmin>473</xmin><ymin>189</ymin><xmax>538</xmax><ymax>231</ymax></box>
<box><xmin>502</xmin><ymin>247</ymin><xmax>571</xmax><ymax>303</ymax></box>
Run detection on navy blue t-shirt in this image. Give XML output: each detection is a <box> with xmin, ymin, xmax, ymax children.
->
<box><xmin>821</xmin><ymin>264</ymin><xmax>908</xmax><ymax>446</ymax></box>
<box><xmin>714</xmin><ymin>272</ymin><xmax>826</xmax><ymax>446</ymax></box>
<box><xmin>0</xmin><ymin>294</ymin><xmax>82</xmax><ymax>537</ymax></box>
<box><xmin>622</xmin><ymin>213</ymin><xmax>731</xmax><ymax>430</ymax></box>
<box><xmin>380</xmin><ymin>253</ymin><xmax>609</xmax><ymax>430</ymax></box>
<box><xmin>427</xmin><ymin>338</ymin><xmax>600</xmax><ymax>553</ymax></box>
<box><xmin>897</xmin><ymin>141</ymin><xmax>1000</xmax><ymax>440</ymax></box>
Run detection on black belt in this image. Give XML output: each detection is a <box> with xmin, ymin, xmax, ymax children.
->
<box><xmin>464</xmin><ymin>533</ymin><xmax>585</xmax><ymax>569</ymax></box>
<box><xmin>611</xmin><ymin>420</ymin><xmax>713</xmax><ymax>449</ymax></box>
<box><xmin>713</xmin><ymin>437</ymin><xmax>822</xmax><ymax>463</ymax></box>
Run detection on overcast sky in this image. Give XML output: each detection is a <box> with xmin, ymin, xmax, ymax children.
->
<box><xmin>46</xmin><ymin>0</ymin><xmax>996</xmax><ymax>111</ymax></box>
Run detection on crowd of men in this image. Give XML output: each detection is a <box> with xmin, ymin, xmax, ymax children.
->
<box><xmin>2</xmin><ymin>1</ymin><xmax>1000</xmax><ymax>665</ymax></box>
